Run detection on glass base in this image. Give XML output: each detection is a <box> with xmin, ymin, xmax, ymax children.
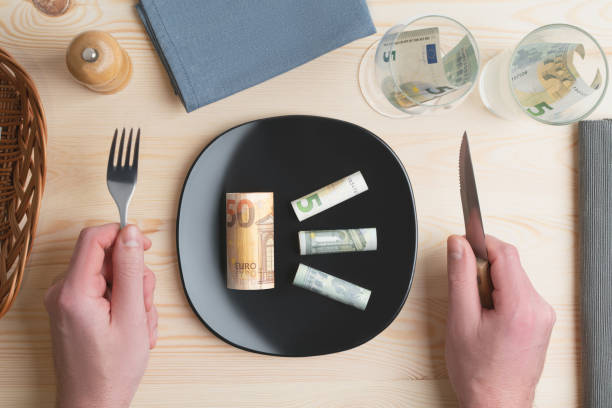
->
<box><xmin>478</xmin><ymin>49</ymin><xmax>523</xmax><ymax>121</ymax></box>
<box><xmin>358</xmin><ymin>40</ymin><xmax>417</xmax><ymax>119</ymax></box>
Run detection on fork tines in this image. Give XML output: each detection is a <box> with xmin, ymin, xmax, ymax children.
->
<box><xmin>107</xmin><ymin>128</ymin><xmax>141</xmax><ymax>228</ymax></box>
<box><xmin>108</xmin><ymin>128</ymin><xmax>140</xmax><ymax>171</ymax></box>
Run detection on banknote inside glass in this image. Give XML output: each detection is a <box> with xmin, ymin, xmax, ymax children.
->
<box><xmin>379</xmin><ymin>27</ymin><xmax>478</xmax><ymax>110</ymax></box>
<box><xmin>510</xmin><ymin>42</ymin><xmax>602</xmax><ymax>122</ymax></box>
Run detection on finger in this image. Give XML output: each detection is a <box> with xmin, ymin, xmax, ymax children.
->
<box><xmin>485</xmin><ymin>235</ymin><xmax>531</xmax><ymax>311</ymax></box>
<box><xmin>103</xmin><ymin>264</ymin><xmax>155</xmax><ymax>309</ymax></box>
<box><xmin>101</xmin><ymin>247</ymin><xmax>113</xmax><ymax>283</ymax></box>
<box><xmin>64</xmin><ymin>224</ymin><xmax>120</xmax><ymax>297</ymax></box>
<box><xmin>143</xmin><ymin>265</ymin><xmax>156</xmax><ymax>312</ymax></box>
<box><xmin>447</xmin><ymin>235</ymin><xmax>481</xmax><ymax>329</ymax></box>
<box><xmin>143</xmin><ymin>235</ymin><xmax>152</xmax><ymax>251</ymax></box>
<box><xmin>101</xmin><ymin>238</ymin><xmax>151</xmax><ymax>285</ymax></box>
<box><xmin>147</xmin><ymin>305</ymin><xmax>158</xmax><ymax>349</ymax></box>
<box><xmin>111</xmin><ymin>225</ymin><xmax>146</xmax><ymax>327</ymax></box>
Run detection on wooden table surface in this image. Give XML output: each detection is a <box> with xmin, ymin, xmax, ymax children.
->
<box><xmin>2</xmin><ymin>0</ymin><xmax>611</xmax><ymax>406</ymax></box>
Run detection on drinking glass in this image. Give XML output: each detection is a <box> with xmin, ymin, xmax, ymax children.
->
<box><xmin>359</xmin><ymin>15</ymin><xmax>480</xmax><ymax>118</ymax></box>
<box><xmin>479</xmin><ymin>24</ymin><xmax>608</xmax><ymax>125</ymax></box>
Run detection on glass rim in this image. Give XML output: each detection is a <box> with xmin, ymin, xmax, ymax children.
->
<box><xmin>507</xmin><ymin>23</ymin><xmax>609</xmax><ymax>126</ymax></box>
<box><xmin>384</xmin><ymin>14</ymin><xmax>481</xmax><ymax>109</ymax></box>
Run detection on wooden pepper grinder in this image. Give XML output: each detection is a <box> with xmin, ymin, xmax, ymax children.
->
<box><xmin>66</xmin><ymin>31</ymin><xmax>132</xmax><ymax>94</ymax></box>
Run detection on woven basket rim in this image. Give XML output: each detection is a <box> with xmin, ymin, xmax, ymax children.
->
<box><xmin>0</xmin><ymin>47</ymin><xmax>47</xmax><ymax>319</ymax></box>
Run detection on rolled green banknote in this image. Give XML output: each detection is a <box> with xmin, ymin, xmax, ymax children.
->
<box><xmin>291</xmin><ymin>171</ymin><xmax>368</xmax><ymax>221</ymax></box>
<box><xmin>298</xmin><ymin>228</ymin><xmax>377</xmax><ymax>255</ymax></box>
<box><xmin>510</xmin><ymin>42</ymin><xmax>602</xmax><ymax>121</ymax></box>
<box><xmin>381</xmin><ymin>28</ymin><xmax>477</xmax><ymax>110</ymax></box>
<box><xmin>293</xmin><ymin>264</ymin><xmax>371</xmax><ymax>311</ymax></box>
<box><xmin>443</xmin><ymin>34</ymin><xmax>479</xmax><ymax>87</ymax></box>
<box><xmin>381</xmin><ymin>27</ymin><xmax>452</xmax><ymax>109</ymax></box>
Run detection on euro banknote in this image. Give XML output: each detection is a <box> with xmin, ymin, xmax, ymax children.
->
<box><xmin>291</xmin><ymin>171</ymin><xmax>368</xmax><ymax>221</ymax></box>
<box><xmin>293</xmin><ymin>264</ymin><xmax>371</xmax><ymax>311</ymax></box>
<box><xmin>381</xmin><ymin>28</ymin><xmax>477</xmax><ymax>110</ymax></box>
<box><xmin>226</xmin><ymin>192</ymin><xmax>274</xmax><ymax>290</ymax></box>
<box><xmin>510</xmin><ymin>42</ymin><xmax>602</xmax><ymax>121</ymax></box>
<box><xmin>298</xmin><ymin>228</ymin><xmax>377</xmax><ymax>255</ymax></box>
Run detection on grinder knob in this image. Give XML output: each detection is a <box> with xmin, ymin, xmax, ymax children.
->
<box><xmin>66</xmin><ymin>30</ymin><xmax>132</xmax><ymax>94</ymax></box>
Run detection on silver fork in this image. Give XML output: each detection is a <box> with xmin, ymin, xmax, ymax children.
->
<box><xmin>107</xmin><ymin>128</ymin><xmax>140</xmax><ymax>228</ymax></box>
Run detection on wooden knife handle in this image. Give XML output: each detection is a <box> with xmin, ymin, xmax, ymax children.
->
<box><xmin>476</xmin><ymin>257</ymin><xmax>494</xmax><ymax>309</ymax></box>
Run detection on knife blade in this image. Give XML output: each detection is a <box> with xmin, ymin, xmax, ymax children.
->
<box><xmin>459</xmin><ymin>131</ymin><xmax>494</xmax><ymax>309</ymax></box>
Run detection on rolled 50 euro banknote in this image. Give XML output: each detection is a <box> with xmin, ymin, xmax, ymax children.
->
<box><xmin>225</xmin><ymin>192</ymin><xmax>274</xmax><ymax>290</ymax></box>
<box><xmin>293</xmin><ymin>264</ymin><xmax>371</xmax><ymax>311</ymax></box>
<box><xmin>298</xmin><ymin>228</ymin><xmax>377</xmax><ymax>255</ymax></box>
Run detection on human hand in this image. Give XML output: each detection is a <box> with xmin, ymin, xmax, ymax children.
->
<box><xmin>445</xmin><ymin>235</ymin><xmax>555</xmax><ymax>408</ymax></box>
<box><xmin>44</xmin><ymin>224</ymin><xmax>158</xmax><ymax>408</ymax></box>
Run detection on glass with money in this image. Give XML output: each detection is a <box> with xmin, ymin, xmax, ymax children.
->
<box><xmin>359</xmin><ymin>15</ymin><xmax>480</xmax><ymax>118</ymax></box>
<box><xmin>479</xmin><ymin>24</ymin><xmax>609</xmax><ymax>125</ymax></box>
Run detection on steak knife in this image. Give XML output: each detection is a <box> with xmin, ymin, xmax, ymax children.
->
<box><xmin>459</xmin><ymin>132</ymin><xmax>494</xmax><ymax>309</ymax></box>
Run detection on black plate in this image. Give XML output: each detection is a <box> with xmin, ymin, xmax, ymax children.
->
<box><xmin>177</xmin><ymin>116</ymin><xmax>417</xmax><ymax>356</ymax></box>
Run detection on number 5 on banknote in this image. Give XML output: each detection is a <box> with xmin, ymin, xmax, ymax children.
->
<box><xmin>291</xmin><ymin>171</ymin><xmax>368</xmax><ymax>221</ymax></box>
<box><xmin>295</xmin><ymin>194</ymin><xmax>321</xmax><ymax>213</ymax></box>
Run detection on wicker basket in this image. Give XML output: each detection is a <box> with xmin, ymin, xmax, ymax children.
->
<box><xmin>0</xmin><ymin>48</ymin><xmax>47</xmax><ymax>319</ymax></box>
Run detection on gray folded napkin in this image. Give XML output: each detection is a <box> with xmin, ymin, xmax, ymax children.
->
<box><xmin>579</xmin><ymin>119</ymin><xmax>612</xmax><ymax>408</ymax></box>
<box><xmin>136</xmin><ymin>0</ymin><xmax>376</xmax><ymax>112</ymax></box>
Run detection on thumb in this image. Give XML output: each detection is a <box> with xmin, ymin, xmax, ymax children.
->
<box><xmin>111</xmin><ymin>225</ymin><xmax>146</xmax><ymax>327</ymax></box>
<box><xmin>447</xmin><ymin>235</ymin><xmax>481</xmax><ymax>328</ymax></box>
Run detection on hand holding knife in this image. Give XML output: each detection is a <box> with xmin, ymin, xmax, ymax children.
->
<box><xmin>459</xmin><ymin>132</ymin><xmax>494</xmax><ymax>309</ymax></box>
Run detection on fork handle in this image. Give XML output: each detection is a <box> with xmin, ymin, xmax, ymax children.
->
<box><xmin>119</xmin><ymin>206</ymin><xmax>127</xmax><ymax>228</ymax></box>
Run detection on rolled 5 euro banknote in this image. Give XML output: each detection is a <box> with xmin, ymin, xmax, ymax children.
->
<box><xmin>298</xmin><ymin>228</ymin><xmax>377</xmax><ymax>255</ymax></box>
<box><xmin>511</xmin><ymin>42</ymin><xmax>602</xmax><ymax>121</ymax></box>
<box><xmin>293</xmin><ymin>263</ymin><xmax>371</xmax><ymax>311</ymax></box>
<box><xmin>291</xmin><ymin>171</ymin><xmax>368</xmax><ymax>221</ymax></box>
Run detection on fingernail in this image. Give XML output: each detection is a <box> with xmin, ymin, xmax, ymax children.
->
<box><xmin>122</xmin><ymin>225</ymin><xmax>141</xmax><ymax>248</ymax></box>
<box><xmin>448</xmin><ymin>236</ymin><xmax>464</xmax><ymax>260</ymax></box>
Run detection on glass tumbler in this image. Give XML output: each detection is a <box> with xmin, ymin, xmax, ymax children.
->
<box><xmin>479</xmin><ymin>24</ymin><xmax>609</xmax><ymax>125</ymax></box>
<box><xmin>359</xmin><ymin>15</ymin><xmax>480</xmax><ymax>118</ymax></box>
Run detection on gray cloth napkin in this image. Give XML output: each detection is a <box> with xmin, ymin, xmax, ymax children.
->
<box><xmin>136</xmin><ymin>0</ymin><xmax>376</xmax><ymax>112</ymax></box>
<box><xmin>579</xmin><ymin>119</ymin><xmax>612</xmax><ymax>408</ymax></box>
